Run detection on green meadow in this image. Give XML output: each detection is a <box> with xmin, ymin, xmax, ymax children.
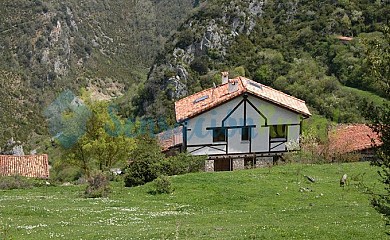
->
<box><xmin>0</xmin><ymin>162</ymin><xmax>387</xmax><ymax>239</ymax></box>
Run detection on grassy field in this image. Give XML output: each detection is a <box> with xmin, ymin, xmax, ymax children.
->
<box><xmin>0</xmin><ymin>162</ymin><xmax>387</xmax><ymax>239</ymax></box>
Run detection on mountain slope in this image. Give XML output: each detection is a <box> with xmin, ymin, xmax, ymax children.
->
<box><xmin>0</xmin><ymin>0</ymin><xmax>198</xmax><ymax>148</ymax></box>
<box><xmin>137</xmin><ymin>0</ymin><xmax>389</xmax><ymax>125</ymax></box>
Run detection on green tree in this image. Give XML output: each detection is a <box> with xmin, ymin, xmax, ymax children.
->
<box><xmin>363</xmin><ymin>31</ymin><xmax>390</xmax><ymax>96</ymax></box>
<box><xmin>364</xmin><ymin>27</ymin><xmax>390</xmax><ymax>231</ymax></box>
<box><xmin>61</xmin><ymin>97</ymin><xmax>135</xmax><ymax>177</ymax></box>
<box><xmin>124</xmin><ymin>135</ymin><xmax>164</xmax><ymax>187</ymax></box>
<box><xmin>369</xmin><ymin>105</ymin><xmax>390</xmax><ymax>229</ymax></box>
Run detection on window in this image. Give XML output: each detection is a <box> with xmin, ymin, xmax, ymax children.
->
<box><xmin>193</xmin><ymin>95</ymin><xmax>209</xmax><ymax>104</ymax></box>
<box><xmin>213</xmin><ymin>128</ymin><xmax>226</xmax><ymax>142</ymax></box>
<box><xmin>270</xmin><ymin>125</ymin><xmax>287</xmax><ymax>139</ymax></box>
<box><xmin>241</xmin><ymin>127</ymin><xmax>250</xmax><ymax>141</ymax></box>
<box><xmin>248</xmin><ymin>81</ymin><xmax>263</xmax><ymax>90</ymax></box>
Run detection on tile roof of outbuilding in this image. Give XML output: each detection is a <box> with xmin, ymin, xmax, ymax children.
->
<box><xmin>175</xmin><ymin>76</ymin><xmax>311</xmax><ymax>122</ymax></box>
<box><xmin>328</xmin><ymin>124</ymin><xmax>382</xmax><ymax>154</ymax></box>
<box><xmin>0</xmin><ymin>154</ymin><xmax>49</xmax><ymax>179</ymax></box>
<box><xmin>156</xmin><ymin>126</ymin><xmax>183</xmax><ymax>152</ymax></box>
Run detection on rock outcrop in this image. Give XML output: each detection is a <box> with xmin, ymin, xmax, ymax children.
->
<box><xmin>142</xmin><ymin>0</ymin><xmax>265</xmax><ymax>117</ymax></box>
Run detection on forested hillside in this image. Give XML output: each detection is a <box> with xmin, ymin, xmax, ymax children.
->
<box><xmin>135</xmin><ymin>0</ymin><xmax>389</xmax><ymax>126</ymax></box>
<box><xmin>0</xmin><ymin>0</ymin><xmax>198</xmax><ymax>149</ymax></box>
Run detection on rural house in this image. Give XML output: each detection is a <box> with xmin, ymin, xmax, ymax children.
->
<box><xmin>158</xmin><ymin>73</ymin><xmax>311</xmax><ymax>171</ymax></box>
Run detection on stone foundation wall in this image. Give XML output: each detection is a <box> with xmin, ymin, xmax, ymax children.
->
<box><xmin>232</xmin><ymin>158</ymin><xmax>244</xmax><ymax>170</ymax></box>
<box><xmin>206</xmin><ymin>155</ymin><xmax>277</xmax><ymax>172</ymax></box>
<box><xmin>255</xmin><ymin>156</ymin><xmax>273</xmax><ymax>168</ymax></box>
<box><xmin>205</xmin><ymin>160</ymin><xmax>214</xmax><ymax>172</ymax></box>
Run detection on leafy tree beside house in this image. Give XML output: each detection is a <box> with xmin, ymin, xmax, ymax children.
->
<box><xmin>58</xmin><ymin>94</ymin><xmax>135</xmax><ymax>178</ymax></box>
<box><xmin>369</xmin><ymin>105</ymin><xmax>390</xmax><ymax>227</ymax></box>
<box><xmin>123</xmin><ymin>135</ymin><xmax>164</xmax><ymax>187</ymax></box>
<box><xmin>364</xmin><ymin>26</ymin><xmax>390</xmax><ymax>231</ymax></box>
<box><xmin>123</xmin><ymin>135</ymin><xmax>206</xmax><ymax>187</ymax></box>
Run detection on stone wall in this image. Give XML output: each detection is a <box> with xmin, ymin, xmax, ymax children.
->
<box><xmin>0</xmin><ymin>154</ymin><xmax>49</xmax><ymax>179</ymax></box>
<box><xmin>256</xmin><ymin>156</ymin><xmax>273</xmax><ymax>168</ymax></box>
<box><xmin>205</xmin><ymin>160</ymin><xmax>214</xmax><ymax>172</ymax></box>
<box><xmin>205</xmin><ymin>155</ymin><xmax>276</xmax><ymax>172</ymax></box>
<box><xmin>232</xmin><ymin>158</ymin><xmax>245</xmax><ymax>170</ymax></box>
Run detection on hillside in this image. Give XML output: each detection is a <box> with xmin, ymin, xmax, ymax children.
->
<box><xmin>136</xmin><ymin>0</ymin><xmax>389</xmax><ymax>125</ymax></box>
<box><xmin>0</xmin><ymin>0</ymin><xmax>199</xmax><ymax>148</ymax></box>
<box><xmin>0</xmin><ymin>162</ymin><xmax>386</xmax><ymax>239</ymax></box>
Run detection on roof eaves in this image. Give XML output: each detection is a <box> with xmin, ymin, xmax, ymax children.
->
<box><xmin>242</xmin><ymin>83</ymin><xmax>311</xmax><ymax>117</ymax></box>
<box><xmin>176</xmin><ymin>89</ymin><xmax>245</xmax><ymax>122</ymax></box>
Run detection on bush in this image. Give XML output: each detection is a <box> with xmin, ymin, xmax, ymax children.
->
<box><xmin>332</xmin><ymin>152</ymin><xmax>361</xmax><ymax>163</ymax></box>
<box><xmin>84</xmin><ymin>172</ymin><xmax>111</xmax><ymax>198</ymax></box>
<box><xmin>190</xmin><ymin>57</ymin><xmax>209</xmax><ymax>75</ymax></box>
<box><xmin>51</xmin><ymin>165</ymin><xmax>82</xmax><ymax>183</ymax></box>
<box><xmin>0</xmin><ymin>176</ymin><xmax>41</xmax><ymax>190</ymax></box>
<box><xmin>124</xmin><ymin>153</ymin><xmax>206</xmax><ymax>187</ymax></box>
<box><xmin>124</xmin><ymin>158</ymin><xmax>161</xmax><ymax>187</ymax></box>
<box><xmin>123</xmin><ymin>136</ymin><xmax>206</xmax><ymax>188</ymax></box>
<box><xmin>176</xmin><ymin>29</ymin><xmax>194</xmax><ymax>49</ymax></box>
<box><xmin>152</xmin><ymin>175</ymin><xmax>173</xmax><ymax>194</ymax></box>
<box><xmin>159</xmin><ymin>153</ymin><xmax>206</xmax><ymax>176</ymax></box>
<box><xmin>123</xmin><ymin>135</ymin><xmax>165</xmax><ymax>187</ymax></box>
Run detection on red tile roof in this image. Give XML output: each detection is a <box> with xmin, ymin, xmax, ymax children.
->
<box><xmin>328</xmin><ymin>124</ymin><xmax>381</xmax><ymax>154</ymax></box>
<box><xmin>175</xmin><ymin>76</ymin><xmax>311</xmax><ymax>122</ymax></box>
<box><xmin>0</xmin><ymin>154</ymin><xmax>49</xmax><ymax>179</ymax></box>
<box><xmin>156</xmin><ymin>126</ymin><xmax>183</xmax><ymax>152</ymax></box>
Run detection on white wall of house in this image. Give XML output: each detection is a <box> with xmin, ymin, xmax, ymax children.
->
<box><xmin>287</xmin><ymin>125</ymin><xmax>300</xmax><ymax>143</ymax></box>
<box><xmin>185</xmin><ymin>94</ymin><xmax>303</xmax><ymax>155</ymax></box>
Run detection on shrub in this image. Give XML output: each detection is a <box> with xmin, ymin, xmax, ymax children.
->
<box><xmin>0</xmin><ymin>176</ymin><xmax>40</xmax><ymax>190</ymax></box>
<box><xmin>124</xmin><ymin>136</ymin><xmax>206</xmax><ymax>188</ymax></box>
<box><xmin>124</xmin><ymin>153</ymin><xmax>206</xmax><ymax>187</ymax></box>
<box><xmin>84</xmin><ymin>172</ymin><xmax>111</xmax><ymax>198</ymax></box>
<box><xmin>152</xmin><ymin>175</ymin><xmax>173</xmax><ymax>194</ymax></box>
<box><xmin>124</xmin><ymin>158</ymin><xmax>161</xmax><ymax>187</ymax></box>
<box><xmin>124</xmin><ymin>135</ymin><xmax>165</xmax><ymax>187</ymax></box>
<box><xmin>190</xmin><ymin>57</ymin><xmax>209</xmax><ymax>75</ymax></box>
<box><xmin>176</xmin><ymin>29</ymin><xmax>194</xmax><ymax>49</ymax></box>
<box><xmin>159</xmin><ymin>153</ymin><xmax>206</xmax><ymax>176</ymax></box>
<box><xmin>51</xmin><ymin>165</ymin><xmax>82</xmax><ymax>183</ymax></box>
<box><xmin>332</xmin><ymin>152</ymin><xmax>361</xmax><ymax>163</ymax></box>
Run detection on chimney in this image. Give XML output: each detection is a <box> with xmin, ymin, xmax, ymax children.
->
<box><xmin>228</xmin><ymin>79</ymin><xmax>238</xmax><ymax>93</ymax></box>
<box><xmin>221</xmin><ymin>71</ymin><xmax>229</xmax><ymax>84</ymax></box>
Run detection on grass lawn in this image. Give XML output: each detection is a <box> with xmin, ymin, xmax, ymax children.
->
<box><xmin>0</xmin><ymin>162</ymin><xmax>387</xmax><ymax>239</ymax></box>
